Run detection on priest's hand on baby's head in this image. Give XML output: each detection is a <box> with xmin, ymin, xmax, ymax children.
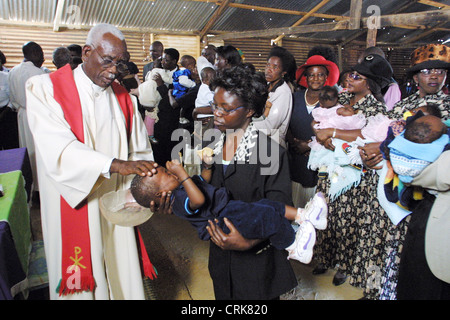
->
<box><xmin>111</xmin><ymin>159</ymin><xmax>159</xmax><ymax>177</ymax></box>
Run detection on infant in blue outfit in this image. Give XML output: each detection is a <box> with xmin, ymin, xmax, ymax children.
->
<box><xmin>130</xmin><ymin>158</ymin><xmax>328</xmax><ymax>264</ymax></box>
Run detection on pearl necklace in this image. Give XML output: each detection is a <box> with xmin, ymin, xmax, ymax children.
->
<box><xmin>305</xmin><ymin>89</ymin><xmax>319</xmax><ymax>107</ymax></box>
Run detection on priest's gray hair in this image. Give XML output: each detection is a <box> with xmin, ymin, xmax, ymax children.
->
<box><xmin>85</xmin><ymin>23</ymin><xmax>125</xmax><ymax>47</ymax></box>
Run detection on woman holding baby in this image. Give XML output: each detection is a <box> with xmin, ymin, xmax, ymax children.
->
<box><xmin>204</xmin><ymin>65</ymin><xmax>297</xmax><ymax>300</ymax></box>
<box><xmin>312</xmin><ymin>53</ymin><xmax>401</xmax><ymax>299</ymax></box>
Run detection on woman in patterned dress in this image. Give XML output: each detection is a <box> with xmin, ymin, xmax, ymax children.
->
<box><xmin>312</xmin><ymin>54</ymin><xmax>399</xmax><ymax>299</ymax></box>
<box><xmin>389</xmin><ymin>44</ymin><xmax>449</xmax><ymax>300</ymax></box>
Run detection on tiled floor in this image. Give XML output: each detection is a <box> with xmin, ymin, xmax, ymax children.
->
<box><xmin>141</xmin><ymin>212</ymin><xmax>364</xmax><ymax>300</ymax></box>
<box><xmin>29</xmin><ymin>204</ymin><xmax>363</xmax><ymax>300</ymax></box>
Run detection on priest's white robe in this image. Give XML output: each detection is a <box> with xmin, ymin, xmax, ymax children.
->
<box><xmin>26</xmin><ymin>65</ymin><xmax>154</xmax><ymax>300</ymax></box>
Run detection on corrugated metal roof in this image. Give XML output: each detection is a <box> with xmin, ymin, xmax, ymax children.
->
<box><xmin>0</xmin><ymin>0</ymin><xmax>448</xmax><ymax>45</ymax></box>
<box><xmin>57</xmin><ymin>0</ymin><xmax>217</xmax><ymax>31</ymax></box>
<box><xmin>0</xmin><ymin>0</ymin><xmax>53</xmax><ymax>22</ymax></box>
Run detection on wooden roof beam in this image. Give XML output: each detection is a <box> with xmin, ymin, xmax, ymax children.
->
<box><xmin>418</xmin><ymin>0</ymin><xmax>450</xmax><ymax>9</ymax></box>
<box><xmin>272</xmin><ymin>0</ymin><xmax>331</xmax><ymax>45</ymax></box>
<box><xmin>349</xmin><ymin>0</ymin><xmax>362</xmax><ymax>30</ymax></box>
<box><xmin>213</xmin><ymin>21</ymin><xmax>349</xmax><ymax>40</ymax></box>
<box><xmin>337</xmin><ymin>0</ymin><xmax>421</xmax><ymax>47</ymax></box>
<box><xmin>53</xmin><ymin>0</ymin><xmax>66</xmax><ymax>32</ymax></box>
<box><xmin>211</xmin><ymin>9</ymin><xmax>449</xmax><ymax>41</ymax></box>
<box><xmin>361</xmin><ymin>8</ymin><xmax>450</xmax><ymax>29</ymax></box>
<box><xmin>400</xmin><ymin>21</ymin><xmax>448</xmax><ymax>44</ymax></box>
<box><xmin>186</xmin><ymin>0</ymin><xmax>344</xmax><ymax>21</ymax></box>
<box><xmin>228</xmin><ymin>1</ymin><xmax>342</xmax><ymax>21</ymax></box>
<box><xmin>198</xmin><ymin>0</ymin><xmax>231</xmax><ymax>41</ymax></box>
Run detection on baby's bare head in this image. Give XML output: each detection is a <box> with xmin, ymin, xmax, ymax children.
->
<box><xmin>130</xmin><ymin>174</ymin><xmax>159</xmax><ymax>208</ymax></box>
<box><xmin>404</xmin><ymin>115</ymin><xmax>447</xmax><ymax>144</ymax></box>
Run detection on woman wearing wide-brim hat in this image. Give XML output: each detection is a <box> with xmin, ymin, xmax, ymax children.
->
<box><xmin>295</xmin><ymin>55</ymin><xmax>340</xmax><ymax>89</ymax></box>
<box><xmin>286</xmin><ymin>55</ymin><xmax>340</xmax><ymax>210</ymax></box>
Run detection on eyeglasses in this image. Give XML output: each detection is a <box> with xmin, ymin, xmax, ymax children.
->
<box><xmin>348</xmin><ymin>72</ymin><xmax>367</xmax><ymax>81</ymax></box>
<box><xmin>419</xmin><ymin>69</ymin><xmax>447</xmax><ymax>76</ymax></box>
<box><xmin>210</xmin><ymin>102</ymin><xmax>245</xmax><ymax>116</ymax></box>
<box><xmin>91</xmin><ymin>44</ymin><xmax>128</xmax><ymax>74</ymax></box>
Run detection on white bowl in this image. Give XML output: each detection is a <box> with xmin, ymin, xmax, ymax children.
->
<box><xmin>99</xmin><ymin>189</ymin><xmax>154</xmax><ymax>227</ymax></box>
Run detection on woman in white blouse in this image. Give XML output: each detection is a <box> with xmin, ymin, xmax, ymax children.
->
<box><xmin>253</xmin><ymin>46</ymin><xmax>297</xmax><ymax>148</ymax></box>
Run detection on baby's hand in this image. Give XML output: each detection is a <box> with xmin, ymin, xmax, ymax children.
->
<box><xmin>196</xmin><ymin>147</ymin><xmax>215</xmax><ymax>165</ymax></box>
<box><xmin>166</xmin><ymin>160</ymin><xmax>185</xmax><ymax>177</ymax></box>
<box><xmin>263</xmin><ymin>101</ymin><xmax>272</xmax><ymax>118</ymax></box>
<box><xmin>129</xmin><ymin>87</ymin><xmax>139</xmax><ymax>96</ymax></box>
<box><xmin>337</xmin><ymin>106</ymin><xmax>355</xmax><ymax>116</ymax></box>
<box><xmin>152</xmin><ymin>73</ymin><xmax>163</xmax><ymax>87</ymax></box>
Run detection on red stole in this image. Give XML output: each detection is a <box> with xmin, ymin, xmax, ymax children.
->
<box><xmin>50</xmin><ymin>64</ymin><xmax>156</xmax><ymax>296</ymax></box>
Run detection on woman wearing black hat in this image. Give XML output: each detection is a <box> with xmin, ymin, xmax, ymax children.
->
<box><xmin>312</xmin><ymin>54</ymin><xmax>399</xmax><ymax>299</ymax></box>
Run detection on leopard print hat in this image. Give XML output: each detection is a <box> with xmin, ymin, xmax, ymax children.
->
<box><xmin>407</xmin><ymin>43</ymin><xmax>450</xmax><ymax>77</ymax></box>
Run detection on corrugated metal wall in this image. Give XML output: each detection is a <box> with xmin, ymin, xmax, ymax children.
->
<box><xmin>283</xmin><ymin>39</ymin><xmax>334</xmax><ymax>70</ymax></box>
<box><xmin>155</xmin><ymin>34</ymin><xmax>201</xmax><ymax>61</ymax></box>
<box><xmin>225</xmin><ymin>38</ymin><xmax>336</xmax><ymax>73</ymax></box>
<box><xmin>338</xmin><ymin>43</ymin><xmax>414</xmax><ymax>82</ymax></box>
<box><xmin>0</xmin><ymin>26</ymin><xmax>201</xmax><ymax>81</ymax></box>
<box><xmin>224</xmin><ymin>38</ymin><xmax>329</xmax><ymax>73</ymax></box>
<box><xmin>0</xmin><ymin>25</ymin><xmax>415</xmax><ymax>83</ymax></box>
<box><xmin>224</xmin><ymin>38</ymin><xmax>273</xmax><ymax>72</ymax></box>
<box><xmin>0</xmin><ymin>26</ymin><xmax>145</xmax><ymax>74</ymax></box>
<box><xmin>225</xmin><ymin>38</ymin><xmax>414</xmax><ymax>82</ymax></box>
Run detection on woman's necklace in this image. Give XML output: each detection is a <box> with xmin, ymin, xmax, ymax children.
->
<box><xmin>305</xmin><ymin>89</ymin><xmax>319</xmax><ymax>107</ymax></box>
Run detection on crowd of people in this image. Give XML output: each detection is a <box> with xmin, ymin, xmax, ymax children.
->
<box><xmin>0</xmin><ymin>22</ymin><xmax>449</xmax><ymax>300</ymax></box>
